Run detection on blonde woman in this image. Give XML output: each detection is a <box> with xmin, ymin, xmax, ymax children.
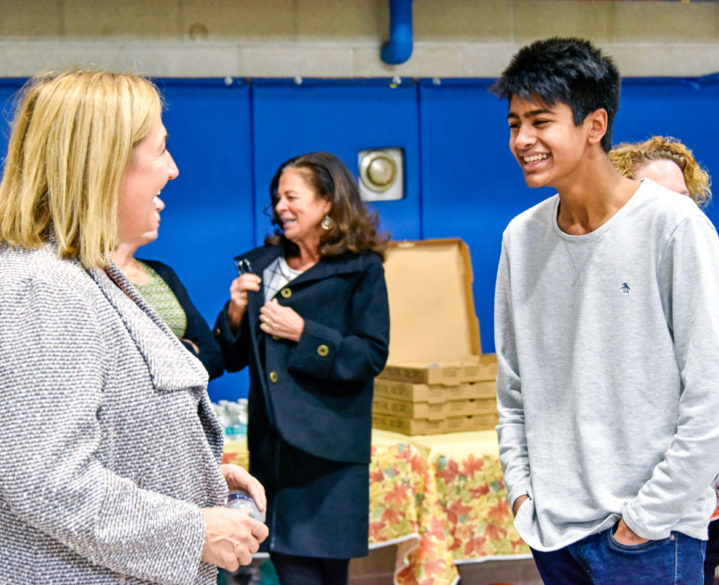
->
<box><xmin>0</xmin><ymin>71</ymin><xmax>267</xmax><ymax>585</ymax></box>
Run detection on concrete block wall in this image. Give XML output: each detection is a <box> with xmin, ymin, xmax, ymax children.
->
<box><xmin>0</xmin><ymin>0</ymin><xmax>718</xmax><ymax>78</ymax></box>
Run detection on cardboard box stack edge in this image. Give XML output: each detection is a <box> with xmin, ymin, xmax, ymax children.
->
<box><xmin>372</xmin><ymin>239</ymin><xmax>499</xmax><ymax>436</ymax></box>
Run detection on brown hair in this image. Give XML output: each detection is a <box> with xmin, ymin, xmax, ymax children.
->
<box><xmin>610</xmin><ymin>136</ymin><xmax>711</xmax><ymax>208</ymax></box>
<box><xmin>0</xmin><ymin>70</ymin><xmax>162</xmax><ymax>267</ymax></box>
<box><xmin>265</xmin><ymin>152</ymin><xmax>389</xmax><ymax>261</ymax></box>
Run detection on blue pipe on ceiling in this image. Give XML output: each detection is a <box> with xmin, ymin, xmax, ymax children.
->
<box><xmin>381</xmin><ymin>0</ymin><xmax>414</xmax><ymax>65</ymax></box>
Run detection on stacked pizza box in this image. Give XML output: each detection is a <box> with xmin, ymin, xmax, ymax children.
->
<box><xmin>372</xmin><ymin>239</ymin><xmax>498</xmax><ymax>436</ymax></box>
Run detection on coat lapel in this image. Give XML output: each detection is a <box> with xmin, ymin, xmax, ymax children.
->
<box><xmin>280</xmin><ymin>253</ymin><xmax>367</xmax><ymax>288</ymax></box>
<box><xmin>240</xmin><ymin>248</ymin><xmax>280</xmax><ymax>417</ymax></box>
<box><xmin>88</xmin><ymin>263</ymin><xmax>208</xmax><ymax>392</ymax></box>
<box><xmin>241</xmin><ymin>247</ymin><xmax>368</xmax><ymax>374</ymax></box>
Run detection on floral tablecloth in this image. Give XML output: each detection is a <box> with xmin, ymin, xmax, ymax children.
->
<box><xmin>222</xmin><ymin>429</ymin><xmax>530</xmax><ymax>585</ymax></box>
<box><xmin>368</xmin><ymin>429</ymin><xmax>530</xmax><ymax>585</ymax></box>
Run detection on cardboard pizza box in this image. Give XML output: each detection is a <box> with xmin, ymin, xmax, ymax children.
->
<box><xmin>372</xmin><ymin>413</ymin><xmax>446</xmax><ymax>436</ymax></box>
<box><xmin>372</xmin><ymin>396</ymin><xmax>448</xmax><ymax>420</ymax></box>
<box><xmin>444</xmin><ymin>413</ymin><xmax>499</xmax><ymax>433</ymax></box>
<box><xmin>373</xmin><ymin>379</ymin><xmax>446</xmax><ymax>404</ymax></box>
<box><xmin>377</xmin><ymin>239</ymin><xmax>493</xmax><ymax>386</ymax></box>
<box><xmin>443</xmin><ymin>380</ymin><xmax>497</xmax><ymax>401</ymax></box>
<box><xmin>444</xmin><ymin>397</ymin><xmax>497</xmax><ymax>417</ymax></box>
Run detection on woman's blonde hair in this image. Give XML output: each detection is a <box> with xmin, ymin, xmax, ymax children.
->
<box><xmin>0</xmin><ymin>70</ymin><xmax>162</xmax><ymax>267</ymax></box>
<box><xmin>610</xmin><ymin>135</ymin><xmax>712</xmax><ymax>208</ymax></box>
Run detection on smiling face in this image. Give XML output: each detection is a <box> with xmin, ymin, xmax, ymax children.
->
<box><xmin>117</xmin><ymin>118</ymin><xmax>178</xmax><ymax>243</ymax></box>
<box><xmin>274</xmin><ymin>168</ymin><xmax>331</xmax><ymax>252</ymax></box>
<box><xmin>508</xmin><ymin>95</ymin><xmax>598</xmax><ymax>191</ymax></box>
<box><xmin>132</xmin><ymin>196</ymin><xmax>166</xmax><ymax>248</ymax></box>
<box><xmin>633</xmin><ymin>159</ymin><xmax>689</xmax><ymax>197</ymax></box>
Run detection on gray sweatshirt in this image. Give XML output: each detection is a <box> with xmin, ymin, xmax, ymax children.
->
<box><xmin>495</xmin><ymin>179</ymin><xmax>719</xmax><ymax>551</ymax></box>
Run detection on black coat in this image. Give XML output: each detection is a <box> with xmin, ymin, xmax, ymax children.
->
<box><xmin>140</xmin><ymin>259</ymin><xmax>224</xmax><ymax>380</ymax></box>
<box><xmin>214</xmin><ymin>245</ymin><xmax>390</xmax><ymax>558</ymax></box>
<box><xmin>215</xmin><ymin>245</ymin><xmax>389</xmax><ymax>464</ymax></box>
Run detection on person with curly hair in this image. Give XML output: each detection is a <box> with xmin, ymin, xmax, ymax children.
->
<box><xmin>610</xmin><ymin>135</ymin><xmax>711</xmax><ymax>207</ymax></box>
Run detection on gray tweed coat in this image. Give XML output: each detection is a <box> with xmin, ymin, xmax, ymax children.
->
<box><xmin>0</xmin><ymin>241</ymin><xmax>227</xmax><ymax>585</ymax></box>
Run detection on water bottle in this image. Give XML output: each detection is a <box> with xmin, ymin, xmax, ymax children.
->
<box><xmin>227</xmin><ymin>489</ymin><xmax>264</xmax><ymax>522</ymax></box>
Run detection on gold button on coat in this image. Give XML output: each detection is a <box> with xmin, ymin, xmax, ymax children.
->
<box><xmin>269</xmin><ymin>371</ymin><xmax>278</xmax><ymax>383</ymax></box>
<box><xmin>317</xmin><ymin>344</ymin><xmax>329</xmax><ymax>357</ymax></box>
<box><xmin>280</xmin><ymin>288</ymin><xmax>292</xmax><ymax>299</ymax></box>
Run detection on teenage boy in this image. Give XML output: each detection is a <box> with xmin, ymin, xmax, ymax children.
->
<box><xmin>492</xmin><ymin>37</ymin><xmax>719</xmax><ymax>584</ymax></box>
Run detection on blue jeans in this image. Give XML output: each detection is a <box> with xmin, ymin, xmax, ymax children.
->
<box><xmin>704</xmin><ymin>519</ymin><xmax>719</xmax><ymax>585</ymax></box>
<box><xmin>531</xmin><ymin>527</ymin><xmax>706</xmax><ymax>585</ymax></box>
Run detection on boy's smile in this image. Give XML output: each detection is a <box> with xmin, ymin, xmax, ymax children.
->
<box><xmin>507</xmin><ymin>96</ymin><xmax>591</xmax><ymax>191</ymax></box>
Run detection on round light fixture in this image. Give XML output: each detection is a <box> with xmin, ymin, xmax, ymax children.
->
<box><xmin>360</xmin><ymin>152</ymin><xmax>397</xmax><ymax>193</ymax></box>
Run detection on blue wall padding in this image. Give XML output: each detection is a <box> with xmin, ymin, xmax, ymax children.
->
<box><xmin>251</xmin><ymin>79</ymin><xmax>421</xmax><ymax>242</ymax></box>
<box><xmin>0</xmin><ymin>75</ymin><xmax>717</xmax><ymax>400</ymax></box>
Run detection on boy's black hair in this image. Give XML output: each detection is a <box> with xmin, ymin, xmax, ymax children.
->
<box><xmin>491</xmin><ymin>37</ymin><xmax>620</xmax><ymax>152</ymax></box>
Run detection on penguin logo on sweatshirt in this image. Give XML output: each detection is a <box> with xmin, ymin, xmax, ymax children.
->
<box><xmin>621</xmin><ymin>283</ymin><xmax>630</xmax><ymax>294</ymax></box>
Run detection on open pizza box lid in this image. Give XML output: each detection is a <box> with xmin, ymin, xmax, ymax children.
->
<box><xmin>377</xmin><ymin>238</ymin><xmax>495</xmax><ymax>386</ymax></box>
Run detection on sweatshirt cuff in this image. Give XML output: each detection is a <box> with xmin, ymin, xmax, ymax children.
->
<box><xmin>507</xmin><ymin>485</ymin><xmax>532</xmax><ymax>508</ymax></box>
<box><xmin>622</xmin><ymin>505</ymin><xmax>670</xmax><ymax>541</ymax></box>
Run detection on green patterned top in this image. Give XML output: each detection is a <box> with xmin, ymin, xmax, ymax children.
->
<box><xmin>134</xmin><ymin>261</ymin><xmax>187</xmax><ymax>339</ymax></box>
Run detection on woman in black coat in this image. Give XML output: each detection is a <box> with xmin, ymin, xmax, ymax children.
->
<box><xmin>214</xmin><ymin>152</ymin><xmax>390</xmax><ymax>585</ymax></box>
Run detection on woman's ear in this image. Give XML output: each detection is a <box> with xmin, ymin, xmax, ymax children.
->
<box><xmin>322</xmin><ymin>197</ymin><xmax>332</xmax><ymax>215</ymax></box>
<box><xmin>586</xmin><ymin>108</ymin><xmax>608</xmax><ymax>146</ymax></box>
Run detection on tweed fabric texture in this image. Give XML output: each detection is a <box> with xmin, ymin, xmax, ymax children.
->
<box><xmin>0</xmin><ymin>242</ymin><xmax>227</xmax><ymax>585</ymax></box>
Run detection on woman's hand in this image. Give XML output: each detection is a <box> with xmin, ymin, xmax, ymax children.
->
<box><xmin>259</xmin><ymin>299</ymin><xmax>305</xmax><ymax>342</ymax></box>
<box><xmin>220</xmin><ymin>464</ymin><xmax>266</xmax><ymax>515</ymax></box>
<box><xmin>200</xmin><ymin>507</ymin><xmax>268</xmax><ymax>571</ymax></box>
<box><xmin>227</xmin><ymin>274</ymin><xmax>262</xmax><ymax>331</ymax></box>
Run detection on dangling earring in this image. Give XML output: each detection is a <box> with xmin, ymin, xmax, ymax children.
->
<box><xmin>321</xmin><ymin>214</ymin><xmax>333</xmax><ymax>230</ymax></box>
